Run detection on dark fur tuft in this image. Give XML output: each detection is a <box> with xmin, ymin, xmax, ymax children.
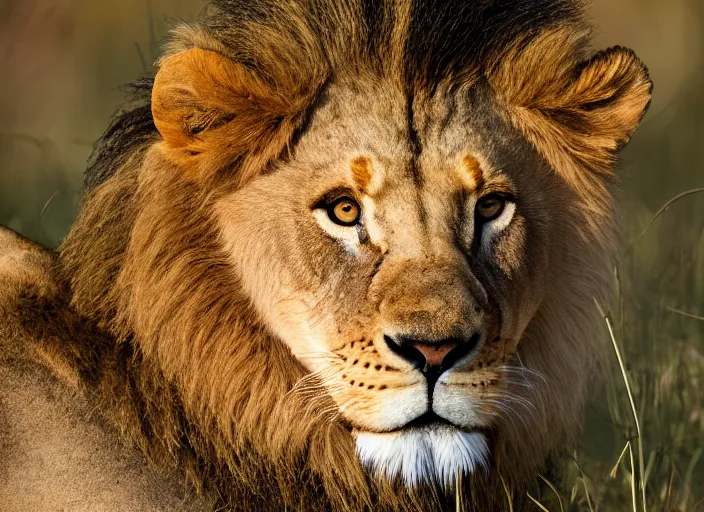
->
<box><xmin>85</xmin><ymin>78</ymin><xmax>157</xmax><ymax>191</ymax></box>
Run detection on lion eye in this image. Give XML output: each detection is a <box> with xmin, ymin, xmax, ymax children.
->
<box><xmin>476</xmin><ymin>195</ymin><xmax>506</xmax><ymax>221</ymax></box>
<box><xmin>328</xmin><ymin>197</ymin><xmax>361</xmax><ymax>226</ymax></box>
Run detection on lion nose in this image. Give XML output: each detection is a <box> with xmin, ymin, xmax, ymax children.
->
<box><xmin>408</xmin><ymin>340</ymin><xmax>457</xmax><ymax>367</ymax></box>
<box><xmin>384</xmin><ymin>334</ymin><xmax>480</xmax><ymax>372</ymax></box>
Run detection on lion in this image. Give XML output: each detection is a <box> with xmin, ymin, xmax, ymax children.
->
<box><xmin>0</xmin><ymin>0</ymin><xmax>651</xmax><ymax>510</ymax></box>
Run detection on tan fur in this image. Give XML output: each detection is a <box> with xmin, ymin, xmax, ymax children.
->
<box><xmin>351</xmin><ymin>155</ymin><xmax>375</xmax><ymax>191</ymax></box>
<box><xmin>0</xmin><ymin>2</ymin><xmax>652</xmax><ymax>510</ymax></box>
<box><xmin>0</xmin><ymin>228</ymin><xmax>56</xmax><ymax>297</ymax></box>
<box><xmin>0</xmin><ymin>228</ymin><xmax>213</xmax><ymax>511</ymax></box>
<box><xmin>459</xmin><ymin>155</ymin><xmax>485</xmax><ymax>192</ymax></box>
<box><xmin>152</xmin><ymin>48</ymin><xmax>320</xmax><ymax>185</ymax></box>
<box><xmin>488</xmin><ymin>27</ymin><xmax>652</xmax><ymax>231</ymax></box>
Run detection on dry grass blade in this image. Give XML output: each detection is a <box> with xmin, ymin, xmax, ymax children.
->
<box><xmin>664</xmin><ymin>463</ymin><xmax>676</xmax><ymax>511</ymax></box>
<box><xmin>570</xmin><ymin>455</ymin><xmax>596</xmax><ymax>512</ymax></box>
<box><xmin>610</xmin><ymin>441</ymin><xmax>632</xmax><ymax>479</ymax></box>
<box><xmin>605</xmin><ymin>311</ymin><xmax>647</xmax><ymax>512</ymax></box>
<box><xmin>666</xmin><ymin>306</ymin><xmax>704</xmax><ymax>321</ymax></box>
<box><xmin>582</xmin><ymin>476</ymin><xmax>595</xmax><ymax>512</ymax></box>
<box><xmin>538</xmin><ymin>474</ymin><xmax>564</xmax><ymax>512</ymax></box>
<box><xmin>634</xmin><ymin>188</ymin><xmax>704</xmax><ymax>244</ymax></box>
<box><xmin>628</xmin><ymin>439</ymin><xmax>638</xmax><ymax>512</ymax></box>
<box><xmin>40</xmin><ymin>191</ymin><xmax>58</xmax><ymax>219</ymax></box>
<box><xmin>456</xmin><ymin>472</ymin><xmax>462</xmax><ymax>512</ymax></box>
<box><xmin>527</xmin><ymin>492</ymin><xmax>550</xmax><ymax>512</ymax></box>
<box><xmin>595</xmin><ymin>299</ymin><xmax>647</xmax><ymax>512</ymax></box>
<box><xmin>500</xmin><ymin>474</ymin><xmax>514</xmax><ymax>512</ymax></box>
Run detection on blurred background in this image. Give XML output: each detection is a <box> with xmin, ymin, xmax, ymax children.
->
<box><xmin>0</xmin><ymin>0</ymin><xmax>702</xmax><ymax>509</ymax></box>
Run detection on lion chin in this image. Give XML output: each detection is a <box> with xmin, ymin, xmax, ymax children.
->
<box><xmin>355</xmin><ymin>423</ymin><xmax>489</xmax><ymax>488</ymax></box>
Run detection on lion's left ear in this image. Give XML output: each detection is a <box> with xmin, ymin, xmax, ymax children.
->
<box><xmin>490</xmin><ymin>29</ymin><xmax>652</xmax><ymax>176</ymax></box>
<box><xmin>151</xmin><ymin>48</ymin><xmax>309</xmax><ymax>184</ymax></box>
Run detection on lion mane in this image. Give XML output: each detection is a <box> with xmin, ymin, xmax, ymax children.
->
<box><xmin>0</xmin><ymin>0</ymin><xmax>651</xmax><ymax>510</ymax></box>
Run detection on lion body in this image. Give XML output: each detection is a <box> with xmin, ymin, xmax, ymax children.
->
<box><xmin>0</xmin><ymin>229</ymin><xmax>214</xmax><ymax>512</ymax></box>
<box><xmin>0</xmin><ymin>0</ymin><xmax>651</xmax><ymax>510</ymax></box>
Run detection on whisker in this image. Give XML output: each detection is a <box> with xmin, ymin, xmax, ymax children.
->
<box><xmin>502</xmin><ymin>358</ymin><xmax>548</xmax><ymax>385</ymax></box>
<box><xmin>480</xmin><ymin>395</ymin><xmax>535</xmax><ymax>435</ymax></box>
<box><xmin>484</xmin><ymin>391</ymin><xmax>538</xmax><ymax>418</ymax></box>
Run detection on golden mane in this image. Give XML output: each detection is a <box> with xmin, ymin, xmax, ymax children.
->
<box><xmin>24</xmin><ymin>0</ymin><xmax>652</xmax><ymax>510</ymax></box>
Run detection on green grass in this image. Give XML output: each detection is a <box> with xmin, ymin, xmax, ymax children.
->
<box><xmin>531</xmin><ymin>190</ymin><xmax>704</xmax><ymax>512</ymax></box>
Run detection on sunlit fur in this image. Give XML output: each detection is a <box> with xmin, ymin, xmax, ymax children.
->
<box><xmin>356</xmin><ymin>426</ymin><xmax>489</xmax><ymax>488</ymax></box>
<box><xmin>0</xmin><ymin>0</ymin><xmax>651</xmax><ymax>510</ymax></box>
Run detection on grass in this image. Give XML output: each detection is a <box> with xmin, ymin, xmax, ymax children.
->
<box><xmin>533</xmin><ymin>190</ymin><xmax>704</xmax><ymax>512</ymax></box>
<box><xmin>604</xmin><ymin>310</ymin><xmax>646</xmax><ymax>512</ymax></box>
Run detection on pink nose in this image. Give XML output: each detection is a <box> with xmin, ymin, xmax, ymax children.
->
<box><xmin>407</xmin><ymin>341</ymin><xmax>458</xmax><ymax>368</ymax></box>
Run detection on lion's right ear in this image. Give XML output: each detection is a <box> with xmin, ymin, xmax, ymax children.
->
<box><xmin>151</xmin><ymin>49</ymin><xmax>303</xmax><ymax>183</ymax></box>
<box><xmin>489</xmin><ymin>28</ymin><xmax>652</xmax><ymax>180</ymax></box>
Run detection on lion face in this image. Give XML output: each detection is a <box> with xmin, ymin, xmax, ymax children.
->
<box><xmin>214</xmin><ymin>82</ymin><xmax>554</xmax><ymax>485</ymax></box>
<box><xmin>141</xmin><ymin>19</ymin><xmax>650</xmax><ymax>494</ymax></box>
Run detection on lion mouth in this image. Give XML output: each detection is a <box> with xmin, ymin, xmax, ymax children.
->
<box><xmin>389</xmin><ymin>410</ymin><xmax>455</xmax><ymax>431</ymax></box>
<box><xmin>363</xmin><ymin>410</ymin><xmax>490</xmax><ymax>441</ymax></box>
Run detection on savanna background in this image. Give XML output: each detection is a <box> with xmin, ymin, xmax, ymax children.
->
<box><xmin>0</xmin><ymin>0</ymin><xmax>702</xmax><ymax>510</ymax></box>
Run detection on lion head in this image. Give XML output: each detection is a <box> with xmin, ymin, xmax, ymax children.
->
<box><xmin>57</xmin><ymin>0</ymin><xmax>651</xmax><ymax>509</ymax></box>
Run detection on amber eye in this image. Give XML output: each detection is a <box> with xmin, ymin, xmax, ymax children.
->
<box><xmin>328</xmin><ymin>197</ymin><xmax>361</xmax><ymax>226</ymax></box>
<box><xmin>476</xmin><ymin>194</ymin><xmax>506</xmax><ymax>221</ymax></box>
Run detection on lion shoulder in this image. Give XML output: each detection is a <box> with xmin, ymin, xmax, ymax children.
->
<box><xmin>0</xmin><ymin>226</ymin><xmax>54</xmax><ymax>289</ymax></box>
<box><xmin>0</xmin><ymin>226</ymin><xmax>56</xmax><ymax>355</ymax></box>
<box><xmin>0</xmin><ymin>355</ymin><xmax>214</xmax><ymax>511</ymax></box>
<box><xmin>0</xmin><ymin>226</ymin><xmax>214</xmax><ymax>512</ymax></box>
